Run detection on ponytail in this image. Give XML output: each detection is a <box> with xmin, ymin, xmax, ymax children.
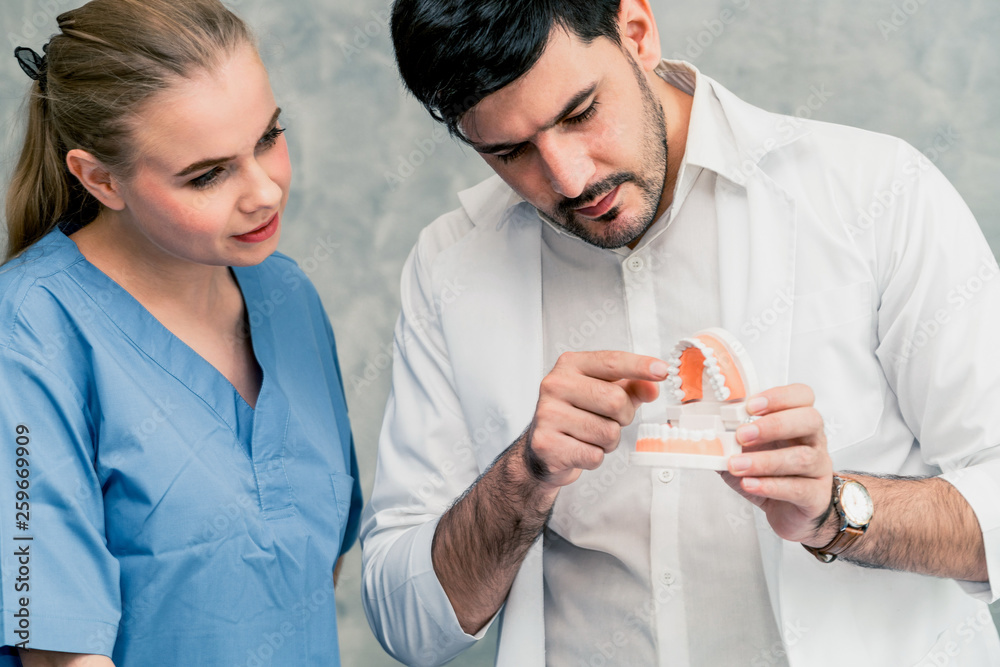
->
<box><xmin>4</xmin><ymin>81</ymin><xmax>96</xmax><ymax>261</ymax></box>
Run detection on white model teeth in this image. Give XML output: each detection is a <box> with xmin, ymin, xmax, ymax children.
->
<box><xmin>639</xmin><ymin>424</ymin><xmax>720</xmax><ymax>441</ymax></box>
<box><xmin>665</xmin><ymin>336</ymin><xmax>734</xmax><ymax>403</ymax></box>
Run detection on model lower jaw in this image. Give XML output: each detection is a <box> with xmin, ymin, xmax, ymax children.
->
<box><xmin>637</xmin><ymin>424</ymin><xmax>726</xmax><ymax>456</ymax></box>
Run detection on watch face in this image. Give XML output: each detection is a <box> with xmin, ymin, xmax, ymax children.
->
<box><xmin>840</xmin><ymin>480</ymin><xmax>874</xmax><ymax>526</ymax></box>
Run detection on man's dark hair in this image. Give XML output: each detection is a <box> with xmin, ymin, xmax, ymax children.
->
<box><xmin>391</xmin><ymin>0</ymin><xmax>622</xmax><ymax>140</ymax></box>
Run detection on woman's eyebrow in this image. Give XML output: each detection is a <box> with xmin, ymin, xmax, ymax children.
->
<box><xmin>174</xmin><ymin>107</ymin><xmax>282</xmax><ymax>178</ymax></box>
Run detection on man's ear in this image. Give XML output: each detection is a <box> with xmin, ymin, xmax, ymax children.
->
<box><xmin>618</xmin><ymin>0</ymin><xmax>662</xmax><ymax>72</ymax></box>
<box><xmin>66</xmin><ymin>149</ymin><xmax>126</xmax><ymax>211</ymax></box>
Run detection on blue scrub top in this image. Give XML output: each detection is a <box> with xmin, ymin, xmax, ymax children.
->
<box><xmin>0</xmin><ymin>228</ymin><xmax>362</xmax><ymax>665</ymax></box>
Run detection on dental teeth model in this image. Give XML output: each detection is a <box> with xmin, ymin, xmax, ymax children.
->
<box><xmin>631</xmin><ymin>328</ymin><xmax>759</xmax><ymax>471</ymax></box>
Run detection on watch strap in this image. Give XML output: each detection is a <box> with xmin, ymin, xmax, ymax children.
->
<box><xmin>803</xmin><ymin>524</ymin><xmax>865</xmax><ymax>563</ymax></box>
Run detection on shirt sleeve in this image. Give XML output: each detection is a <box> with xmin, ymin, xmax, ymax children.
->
<box><xmin>872</xmin><ymin>141</ymin><xmax>1000</xmax><ymax>602</ymax></box>
<box><xmin>340</xmin><ymin>433</ymin><xmax>363</xmax><ymax>558</ymax></box>
<box><xmin>0</xmin><ymin>347</ymin><xmax>121</xmax><ymax>655</ymax></box>
<box><xmin>360</xmin><ymin>233</ymin><xmax>493</xmax><ymax>667</ymax></box>
<box><xmin>314</xmin><ymin>287</ymin><xmax>364</xmax><ymax>557</ymax></box>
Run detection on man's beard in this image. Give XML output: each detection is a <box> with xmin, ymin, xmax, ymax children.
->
<box><xmin>539</xmin><ymin>57</ymin><xmax>669</xmax><ymax>250</ymax></box>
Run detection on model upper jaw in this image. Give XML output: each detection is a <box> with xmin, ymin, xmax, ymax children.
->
<box><xmin>665</xmin><ymin>332</ymin><xmax>750</xmax><ymax>404</ymax></box>
<box><xmin>636</xmin><ymin>328</ymin><xmax>757</xmax><ymax>459</ymax></box>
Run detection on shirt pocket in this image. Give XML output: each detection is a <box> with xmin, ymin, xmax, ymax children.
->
<box><xmin>330</xmin><ymin>472</ymin><xmax>355</xmax><ymax>547</ymax></box>
<box><xmin>789</xmin><ymin>281</ymin><xmax>883</xmax><ymax>450</ymax></box>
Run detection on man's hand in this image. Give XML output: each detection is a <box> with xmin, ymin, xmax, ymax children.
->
<box><xmin>721</xmin><ymin>383</ymin><xmax>837</xmax><ymax>546</ymax></box>
<box><xmin>523</xmin><ymin>351</ymin><xmax>668</xmax><ymax>490</ymax></box>
<box><xmin>433</xmin><ymin>350</ymin><xmax>667</xmax><ymax>634</ymax></box>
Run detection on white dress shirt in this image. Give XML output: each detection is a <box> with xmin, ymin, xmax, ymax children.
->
<box><xmin>361</xmin><ymin>61</ymin><xmax>1000</xmax><ymax>667</ymax></box>
<box><xmin>539</xmin><ymin>66</ymin><xmax>785</xmax><ymax>664</ymax></box>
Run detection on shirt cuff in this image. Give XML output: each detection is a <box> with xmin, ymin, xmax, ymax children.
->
<box><xmin>408</xmin><ymin>517</ymin><xmax>499</xmax><ymax>644</ymax></box>
<box><xmin>941</xmin><ymin>465</ymin><xmax>1000</xmax><ymax>603</ymax></box>
<box><xmin>2</xmin><ymin>613</ymin><xmax>117</xmax><ymax>656</ymax></box>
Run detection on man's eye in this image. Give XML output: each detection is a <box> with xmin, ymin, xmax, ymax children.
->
<box><xmin>565</xmin><ymin>102</ymin><xmax>598</xmax><ymax>125</ymax></box>
<box><xmin>495</xmin><ymin>145</ymin><xmax>528</xmax><ymax>164</ymax></box>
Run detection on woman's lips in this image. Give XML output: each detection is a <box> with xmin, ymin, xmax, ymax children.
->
<box><xmin>575</xmin><ymin>185</ymin><xmax>621</xmax><ymax>219</ymax></box>
<box><xmin>234</xmin><ymin>212</ymin><xmax>280</xmax><ymax>243</ymax></box>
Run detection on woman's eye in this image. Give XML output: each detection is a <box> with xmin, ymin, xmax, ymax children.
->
<box><xmin>258</xmin><ymin>126</ymin><xmax>286</xmax><ymax>150</ymax></box>
<box><xmin>188</xmin><ymin>126</ymin><xmax>285</xmax><ymax>189</ymax></box>
<box><xmin>190</xmin><ymin>167</ymin><xmax>225</xmax><ymax>190</ymax></box>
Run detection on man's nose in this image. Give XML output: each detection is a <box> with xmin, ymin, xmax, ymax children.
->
<box><xmin>536</xmin><ymin>134</ymin><xmax>594</xmax><ymax>199</ymax></box>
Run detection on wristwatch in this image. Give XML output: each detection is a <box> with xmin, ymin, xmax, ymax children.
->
<box><xmin>803</xmin><ymin>475</ymin><xmax>874</xmax><ymax>563</ymax></box>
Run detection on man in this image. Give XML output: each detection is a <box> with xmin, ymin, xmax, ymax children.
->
<box><xmin>361</xmin><ymin>0</ymin><xmax>1000</xmax><ymax>665</ymax></box>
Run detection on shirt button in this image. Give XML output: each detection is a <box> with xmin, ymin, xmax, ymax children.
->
<box><xmin>626</xmin><ymin>256</ymin><xmax>644</xmax><ymax>272</ymax></box>
<box><xmin>660</xmin><ymin>571</ymin><xmax>677</xmax><ymax>586</ymax></box>
<box><xmin>658</xmin><ymin>469</ymin><xmax>675</xmax><ymax>484</ymax></box>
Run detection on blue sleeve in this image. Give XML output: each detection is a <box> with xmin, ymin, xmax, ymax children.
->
<box><xmin>0</xmin><ymin>348</ymin><xmax>120</xmax><ymax>656</ymax></box>
<box><xmin>312</xmin><ymin>286</ymin><xmax>363</xmax><ymax>557</ymax></box>
<box><xmin>342</xmin><ymin>434</ymin><xmax>363</xmax><ymax>557</ymax></box>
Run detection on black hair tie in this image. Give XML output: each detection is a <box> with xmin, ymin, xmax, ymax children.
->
<box><xmin>14</xmin><ymin>43</ymin><xmax>49</xmax><ymax>93</ymax></box>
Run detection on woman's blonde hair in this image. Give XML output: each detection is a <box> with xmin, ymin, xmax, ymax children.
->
<box><xmin>4</xmin><ymin>0</ymin><xmax>255</xmax><ymax>261</ymax></box>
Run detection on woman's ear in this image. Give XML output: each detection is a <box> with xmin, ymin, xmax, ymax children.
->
<box><xmin>66</xmin><ymin>149</ymin><xmax>126</xmax><ymax>211</ymax></box>
<box><xmin>618</xmin><ymin>0</ymin><xmax>663</xmax><ymax>72</ymax></box>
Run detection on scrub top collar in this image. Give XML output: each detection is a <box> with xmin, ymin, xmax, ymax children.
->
<box><xmin>40</xmin><ymin>227</ymin><xmax>291</xmax><ymax>462</ymax></box>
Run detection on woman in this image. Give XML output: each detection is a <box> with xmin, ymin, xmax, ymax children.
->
<box><xmin>1</xmin><ymin>1</ymin><xmax>361</xmax><ymax>664</ymax></box>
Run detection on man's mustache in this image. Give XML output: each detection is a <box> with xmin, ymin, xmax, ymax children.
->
<box><xmin>557</xmin><ymin>173</ymin><xmax>636</xmax><ymax>216</ymax></box>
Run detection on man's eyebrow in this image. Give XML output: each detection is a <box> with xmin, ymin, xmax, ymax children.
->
<box><xmin>174</xmin><ymin>107</ymin><xmax>282</xmax><ymax>178</ymax></box>
<box><xmin>470</xmin><ymin>84</ymin><xmax>598</xmax><ymax>154</ymax></box>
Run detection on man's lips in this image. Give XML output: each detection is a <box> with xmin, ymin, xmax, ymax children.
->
<box><xmin>574</xmin><ymin>185</ymin><xmax>621</xmax><ymax>219</ymax></box>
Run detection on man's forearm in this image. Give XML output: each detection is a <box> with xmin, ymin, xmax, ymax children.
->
<box><xmin>830</xmin><ymin>475</ymin><xmax>986</xmax><ymax>581</ymax></box>
<box><xmin>432</xmin><ymin>433</ymin><xmax>558</xmax><ymax>635</ymax></box>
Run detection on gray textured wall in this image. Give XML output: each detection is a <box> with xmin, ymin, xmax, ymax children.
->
<box><xmin>1</xmin><ymin>0</ymin><xmax>998</xmax><ymax>665</ymax></box>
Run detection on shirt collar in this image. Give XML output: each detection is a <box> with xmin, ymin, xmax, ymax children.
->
<box><xmin>655</xmin><ymin>60</ymin><xmax>743</xmax><ymax>186</ymax></box>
